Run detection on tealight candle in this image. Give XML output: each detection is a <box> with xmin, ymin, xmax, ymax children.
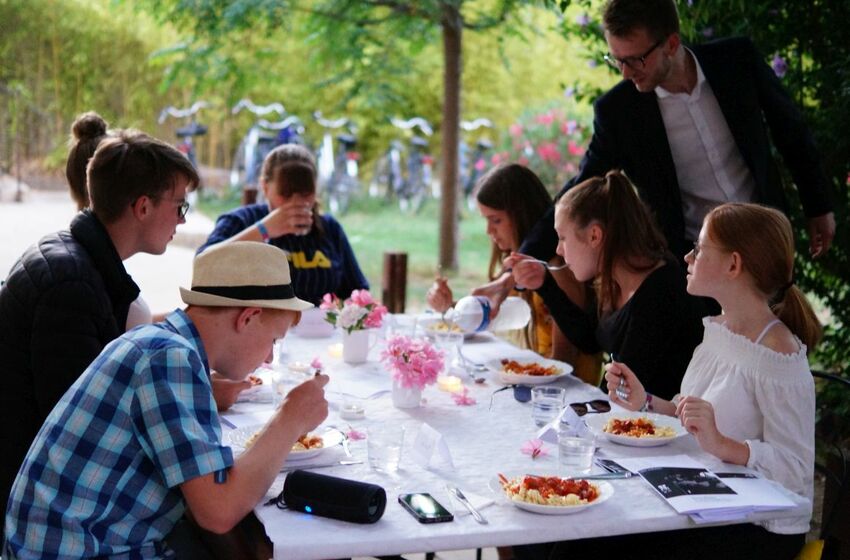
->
<box><xmin>437</xmin><ymin>375</ymin><xmax>463</xmax><ymax>393</ymax></box>
<box><xmin>328</xmin><ymin>343</ymin><xmax>343</xmax><ymax>359</ymax></box>
<box><xmin>340</xmin><ymin>395</ymin><xmax>366</xmax><ymax>420</ymax></box>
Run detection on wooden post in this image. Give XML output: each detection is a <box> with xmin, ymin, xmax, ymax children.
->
<box><xmin>382</xmin><ymin>252</ymin><xmax>408</xmax><ymax>314</ymax></box>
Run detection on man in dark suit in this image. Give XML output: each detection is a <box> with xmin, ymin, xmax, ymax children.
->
<box><xmin>487</xmin><ymin>0</ymin><xmax>835</xmax><ymax>307</ymax></box>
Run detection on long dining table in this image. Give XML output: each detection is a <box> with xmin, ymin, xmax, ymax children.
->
<box><xmin>220</xmin><ymin>315</ymin><xmax>809</xmax><ymax>560</ymax></box>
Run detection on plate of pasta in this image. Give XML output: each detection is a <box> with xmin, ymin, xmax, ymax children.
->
<box><xmin>585</xmin><ymin>411</ymin><xmax>687</xmax><ymax>447</ymax></box>
<box><xmin>487</xmin><ymin>357</ymin><xmax>572</xmax><ymax>385</ymax></box>
<box><xmin>419</xmin><ymin>316</ymin><xmax>476</xmax><ymax>340</ymax></box>
<box><xmin>226</xmin><ymin>425</ymin><xmax>343</xmax><ymax>460</ymax></box>
<box><xmin>490</xmin><ymin>472</ymin><xmax>614</xmax><ymax>514</ymax></box>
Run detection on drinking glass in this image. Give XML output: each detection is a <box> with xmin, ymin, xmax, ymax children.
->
<box><xmin>367</xmin><ymin>425</ymin><xmax>405</xmax><ymax>473</ymax></box>
<box><xmin>434</xmin><ymin>330</ymin><xmax>464</xmax><ymax>375</ymax></box>
<box><xmin>558</xmin><ymin>434</ymin><xmax>596</xmax><ymax>475</ymax></box>
<box><xmin>531</xmin><ymin>386</ymin><xmax>566</xmax><ymax>427</ymax></box>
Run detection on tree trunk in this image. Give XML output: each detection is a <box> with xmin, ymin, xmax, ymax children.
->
<box><xmin>439</xmin><ymin>4</ymin><xmax>462</xmax><ymax>271</ymax></box>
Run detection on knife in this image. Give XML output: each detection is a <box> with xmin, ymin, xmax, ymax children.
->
<box><xmin>449</xmin><ymin>486</ymin><xmax>488</xmax><ymax>524</ymax></box>
<box><xmin>281</xmin><ymin>460</ymin><xmax>362</xmax><ymax>472</ymax></box>
<box><xmin>523</xmin><ymin>472</ymin><xmax>633</xmax><ymax>481</ymax></box>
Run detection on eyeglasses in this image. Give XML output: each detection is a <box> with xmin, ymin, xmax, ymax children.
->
<box><xmin>569</xmin><ymin>399</ymin><xmax>611</xmax><ymax>416</ymax></box>
<box><xmin>175</xmin><ymin>200</ymin><xmax>190</xmax><ymax>219</ymax></box>
<box><xmin>604</xmin><ymin>37</ymin><xmax>665</xmax><ymax>71</ymax></box>
<box><xmin>690</xmin><ymin>241</ymin><xmax>726</xmax><ymax>259</ymax></box>
<box><xmin>149</xmin><ymin>196</ymin><xmax>190</xmax><ymax>219</ymax></box>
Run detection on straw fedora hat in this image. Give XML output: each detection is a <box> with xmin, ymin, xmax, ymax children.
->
<box><xmin>180</xmin><ymin>241</ymin><xmax>313</xmax><ymax>311</ymax></box>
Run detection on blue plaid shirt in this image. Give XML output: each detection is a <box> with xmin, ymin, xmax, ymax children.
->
<box><xmin>4</xmin><ymin>310</ymin><xmax>234</xmax><ymax>559</ymax></box>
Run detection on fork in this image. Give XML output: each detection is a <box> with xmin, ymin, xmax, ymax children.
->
<box><xmin>609</xmin><ymin>353</ymin><xmax>630</xmax><ymax>401</ymax></box>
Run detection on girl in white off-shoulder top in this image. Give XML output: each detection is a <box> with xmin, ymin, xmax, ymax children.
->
<box><xmin>606</xmin><ymin>203</ymin><xmax>822</xmax><ymax>558</ymax></box>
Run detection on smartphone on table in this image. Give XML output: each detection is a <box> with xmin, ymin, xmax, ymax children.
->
<box><xmin>398</xmin><ymin>493</ymin><xmax>454</xmax><ymax>524</ymax></box>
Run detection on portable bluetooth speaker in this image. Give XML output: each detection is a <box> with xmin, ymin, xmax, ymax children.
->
<box><xmin>282</xmin><ymin>470</ymin><xmax>387</xmax><ymax>524</ymax></box>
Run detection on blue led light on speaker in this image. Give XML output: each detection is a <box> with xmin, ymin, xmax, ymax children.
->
<box><xmin>305</xmin><ymin>505</ymin><xmax>312</xmax><ymax>513</ymax></box>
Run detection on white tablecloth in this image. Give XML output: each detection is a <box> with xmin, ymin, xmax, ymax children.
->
<box><xmin>221</xmin><ymin>317</ymin><xmax>809</xmax><ymax>560</ymax></box>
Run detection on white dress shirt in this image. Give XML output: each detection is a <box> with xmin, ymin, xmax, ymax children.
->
<box><xmin>656</xmin><ymin>50</ymin><xmax>757</xmax><ymax>241</ymax></box>
<box><xmin>126</xmin><ymin>295</ymin><xmax>153</xmax><ymax>330</ymax></box>
<box><xmin>680</xmin><ymin>317</ymin><xmax>814</xmax><ymax>535</ymax></box>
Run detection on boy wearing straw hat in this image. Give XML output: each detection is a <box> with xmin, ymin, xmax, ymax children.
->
<box><xmin>5</xmin><ymin>242</ymin><xmax>328</xmax><ymax>559</ymax></box>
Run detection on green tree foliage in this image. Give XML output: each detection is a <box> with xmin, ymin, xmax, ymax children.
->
<box><xmin>0</xmin><ymin>0</ymin><xmax>171</xmax><ymax>168</ymax></box>
<box><xmin>128</xmin><ymin>0</ymin><xmax>578</xmax><ymax>270</ymax></box>
<box><xmin>557</xmin><ymin>0</ymin><xmax>850</xmax><ymax>423</ymax></box>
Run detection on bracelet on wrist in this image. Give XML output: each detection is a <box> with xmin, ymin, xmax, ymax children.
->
<box><xmin>256</xmin><ymin>222</ymin><xmax>271</xmax><ymax>243</ymax></box>
<box><xmin>639</xmin><ymin>393</ymin><xmax>653</xmax><ymax>412</ymax></box>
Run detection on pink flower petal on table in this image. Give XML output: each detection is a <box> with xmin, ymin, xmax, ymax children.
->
<box><xmin>520</xmin><ymin>439</ymin><xmax>549</xmax><ymax>459</ymax></box>
<box><xmin>346</xmin><ymin>427</ymin><xmax>366</xmax><ymax>441</ymax></box>
<box><xmin>452</xmin><ymin>388</ymin><xmax>476</xmax><ymax>406</ymax></box>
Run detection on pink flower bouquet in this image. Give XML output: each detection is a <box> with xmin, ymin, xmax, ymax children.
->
<box><xmin>381</xmin><ymin>335</ymin><xmax>444</xmax><ymax>390</ymax></box>
<box><xmin>320</xmin><ymin>290</ymin><xmax>388</xmax><ymax>334</ymax></box>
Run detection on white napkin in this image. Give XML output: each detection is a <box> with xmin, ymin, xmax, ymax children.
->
<box><xmin>410</xmin><ymin>423</ymin><xmax>455</xmax><ymax>469</ymax></box>
<box><xmin>445</xmin><ymin>487</ymin><xmax>495</xmax><ymax>517</ymax></box>
<box><xmin>535</xmin><ymin>405</ymin><xmax>591</xmax><ymax>443</ymax></box>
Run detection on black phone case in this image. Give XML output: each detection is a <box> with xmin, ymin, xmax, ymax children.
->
<box><xmin>398</xmin><ymin>494</ymin><xmax>454</xmax><ymax>523</ymax></box>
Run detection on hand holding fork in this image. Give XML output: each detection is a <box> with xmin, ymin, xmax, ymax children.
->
<box><xmin>503</xmin><ymin>252</ymin><xmax>568</xmax><ymax>292</ymax></box>
<box><xmin>604</xmin><ymin>358</ymin><xmax>647</xmax><ymax>411</ymax></box>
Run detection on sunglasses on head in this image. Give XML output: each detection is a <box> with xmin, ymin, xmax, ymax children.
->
<box><xmin>569</xmin><ymin>399</ymin><xmax>611</xmax><ymax>416</ymax></box>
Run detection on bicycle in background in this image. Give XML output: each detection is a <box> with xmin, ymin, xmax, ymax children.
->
<box><xmin>313</xmin><ymin>111</ymin><xmax>360</xmax><ymax>215</ymax></box>
<box><xmin>230</xmin><ymin>99</ymin><xmax>306</xmax><ymax>205</ymax></box>
<box><xmin>459</xmin><ymin>118</ymin><xmax>494</xmax><ymax>211</ymax></box>
<box><xmin>370</xmin><ymin>117</ymin><xmax>434</xmax><ymax>213</ymax></box>
<box><xmin>158</xmin><ymin>101</ymin><xmax>209</xmax><ymax>193</ymax></box>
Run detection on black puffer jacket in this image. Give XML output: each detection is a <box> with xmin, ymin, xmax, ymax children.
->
<box><xmin>0</xmin><ymin>210</ymin><xmax>139</xmax><ymax>526</ymax></box>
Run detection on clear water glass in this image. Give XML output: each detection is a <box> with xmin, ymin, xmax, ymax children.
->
<box><xmin>531</xmin><ymin>386</ymin><xmax>566</xmax><ymax>427</ymax></box>
<box><xmin>558</xmin><ymin>434</ymin><xmax>595</xmax><ymax>475</ymax></box>
<box><xmin>434</xmin><ymin>330</ymin><xmax>464</xmax><ymax>374</ymax></box>
<box><xmin>367</xmin><ymin>425</ymin><xmax>405</xmax><ymax>473</ymax></box>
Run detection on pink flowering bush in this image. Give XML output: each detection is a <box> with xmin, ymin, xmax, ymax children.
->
<box><xmin>497</xmin><ymin>101</ymin><xmax>592</xmax><ymax>193</ymax></box>
<box><xmin>381</xmin><ymin>335</ymin><xmax>444</xmax><ymax>390</ymax></box>
<box><xmin>320</xmin><ymin>290</ymin><xmax>388</xmax><ymax>334</ymax></box>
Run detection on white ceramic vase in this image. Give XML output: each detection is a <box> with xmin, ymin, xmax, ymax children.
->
<box><xmin>342</xmin><ymin>329</ymin><xmax>374</xmax><ymax>364</ymax></box>
<box><xmin>392</xmin><ymin>379</ymin><xmax>422</xmax><ymax>409</ymax></box>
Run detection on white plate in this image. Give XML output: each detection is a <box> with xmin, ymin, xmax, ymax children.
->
<box><xmin>226</xmin><ymin>425</ymin><xmax>343</xmax><ymax>461</ymax></box>
<box><xmin>489</xmin><ymin>473</ymin><xmax>614</xmax><ymax>515</ymax></box>
<box><xmin>487</xmin><ymin>357</ymin><xmax>572</xmax><ymax>385</ymax></box>
<box><xmin>419</xmin><ymin>316</ymin><xmax>476</xmax><ymax>340</ymax></box>
<box><xmin>584</xmin><ymin>411</ymin><xmax>687</xmax><ymax>447</ymax></box>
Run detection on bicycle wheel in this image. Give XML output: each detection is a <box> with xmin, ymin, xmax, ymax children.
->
<box><xmin>369</xmin><ymin>156</ymin><xmax>389</xmax><ymax>198</ymax></box>
<box><xmin>327</xmin><ymin>175</ymin><xmax>356</xmax><ymax>215</ymax></box>
<box><xmin>399</xmin><ymin>176</ymin><xmax>427</xmax><ymax>214</ymax></box>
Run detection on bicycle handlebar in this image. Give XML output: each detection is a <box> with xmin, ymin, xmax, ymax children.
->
<box><xmin>158</xmin><ymin>101</ymin><xmax>210</xmax><ymax>124</ymax></box>
<box><xmin>313</xmin><ymin>111</ymin><xmax>355</xmax><ymax>132</ymax></box>
<box><xmin>390</xmin><ymin>117</ymin><xmax>433</xmax><ymax>136</ymax></box>
<box><xmin>257</xmin><ymin>116</ymin><xmax>304</xmax><ymax>131</ymax></box>
<box><xmin>231</xmin><ymin>99</ymin><xmax>286</xmax><ymax>118</ymax></box>
<box><xmin>460</xmin><ymin>118</ymin><xmax>493</xmax><ymax>132</ymax></box>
